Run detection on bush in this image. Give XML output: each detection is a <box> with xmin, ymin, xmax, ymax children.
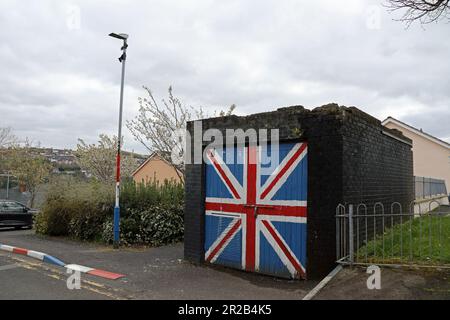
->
<box><xmin>36</xmin><ymin>176</ymin><xmax>184</xmax><ymax>246</ymax></box>
<box><xmin>101</xmin><ymin>203</ymin><xmax>184</xmax><ymax>245</ymax></box>
<box><xmin>35</xmin><ymin>176</ymin><xmax>113</xmax><ymax>239</ymax></box>
<box><xmin>120</xmin><ymin>178</ymin><xmax>184</xmax><ymax>210</ymax></box>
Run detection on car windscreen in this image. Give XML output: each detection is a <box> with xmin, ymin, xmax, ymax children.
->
<box><xmin>0</xmin><ymin>201</ymin><xmax>25</xmax><ymax>213</ymax></box>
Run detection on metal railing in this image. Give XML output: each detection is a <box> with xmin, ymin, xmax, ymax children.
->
<box><xmin>336</xmin><ymin>201</ymin><xmax>450</xmax><ymax>268</ymax></box>
<box><xmin>415</xmin><ymin>176</ymin><xmax>447</xmax><ymax>199</ymax></box>
<box><xmin>0</xmin><ymin>173</ymin><xmax>31</xmax><ymax>204</ymax></box>
<box><xmin>0</xmin><ymin>173</ymin><xmax>15</xmax><ymax>199</ymax></box>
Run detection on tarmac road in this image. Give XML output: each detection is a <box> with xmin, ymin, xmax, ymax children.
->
<box><xmin>0</xmin><ymin>228</ymin><xmax>315</xmax><ymax>300</ymax></box>
<box><xmin>0</xmin><ymin>253</ymin><xmax>111</xmax><ymax>300</ymax></box>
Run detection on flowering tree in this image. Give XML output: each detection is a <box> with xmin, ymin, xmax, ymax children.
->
<box><xmin>127</xmin><ymin>86</ymin><xmax>235</xmax><ymax>183</ymax></box>
<box><xmin>76</xmin><ymin>134</ymin><xmax>138</xmax><ymax>184</ymax></box>
<box><xmin>8</xmin><ymin>141</ymin><xmax>52</xmax><ymax>207</ymax></box>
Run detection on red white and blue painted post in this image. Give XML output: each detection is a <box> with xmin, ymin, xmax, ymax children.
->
<box><xmin>109</xmin><ymin>32</ymin><xmax>129</xmax><ymax>249</ymax></box>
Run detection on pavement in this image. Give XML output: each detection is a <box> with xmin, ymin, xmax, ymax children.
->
<box><xmin>315</xmin><ymin>266</ymin><xmax>450</xmax><ymax>300</ymax></box>
<box><xmin>0</xmin><ymin>228</ymin><xmax>316</xmax><ymax>300</ymax></box>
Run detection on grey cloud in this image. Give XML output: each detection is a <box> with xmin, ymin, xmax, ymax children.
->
<box><xmin>0</xmin><ymin>0</ymin><xmax>449</xmax><ymax>154</ymax></box>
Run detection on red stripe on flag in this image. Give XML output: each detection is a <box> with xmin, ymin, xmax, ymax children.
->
<box><xmin>262</xmin><ymin>220</ymin><xmax>305</xmax><ymax>277</ymax></box>
<box><xmin>246</xmin><ymin>146</ymin><xmax>257</xmax><ymax>204</ymax></box>
<box><xmin>245</xmin><ymin>146</ymin><xmax>257</xmax><ymax>271</ymax></box>
<box><xmin>205</xmin><ymin>202</ymin><xmax>245</xmax><ymax>213</ymax></box>
<box><xmin>205</xmin><ymin>202</ymin><xmax>306</xmax><ymax>217</ymax></box>
<box><xmin>257</xmin><ymin>205</ymin><xmax>307</xmax><ymax>217</ymax></box>
<box><xmin>260</xmin><ymin>143</ymin><xmax>307</xmax><ymax>200</ymax></box>
<box><xmin>207</xmin><ymin>150</ymin><xmax>241</xmax><ymax>199</ymax></box>
<box><xmin>206</xmin><ymin>219</ymin><xmax>242</xmax><ymax>262</ymax></box>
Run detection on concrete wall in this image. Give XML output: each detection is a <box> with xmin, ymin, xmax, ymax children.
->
<box><xmin>184</xmin><ymin>104</ymin><xmax>414</xmax><ymax>279</ymax></box>
<box><xmin>384</xmin><ymin>122</ymin><xmax>450</xmax><ymax>194</ymax></box>
<box><xmin>414</xmin><ymin>195</ymin><xmax>449</xmax><ymax>215</ymax></box>
<box><xmin>133</xmin><ymin>155</ymin><xmax>181</xmax><ymax>184</ymax></box>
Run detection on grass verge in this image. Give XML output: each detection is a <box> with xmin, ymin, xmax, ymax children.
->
<box><xmin>356</xmin><ymin>209</ymin><xmax>450</xmax><ymax>265</ymax></box>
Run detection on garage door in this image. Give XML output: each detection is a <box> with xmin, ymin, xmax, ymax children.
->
<box><xmin>204</xmin><ymin>142</ymin><xmax>308</xmax><ymax>279</ymax></box>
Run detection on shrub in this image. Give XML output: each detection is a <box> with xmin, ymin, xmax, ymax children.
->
<box><xmin>35</xmin><ymin>176</ymin><xmax>113</xmax><ymax>239</ymax></box>
<box><xmin>101</xmin><ymin>203</ymin><xmax>184</xmax><ymax>245</ymax></box>
<box><xmin>36</xmin><ymin>176</ymin><xmax>184</xmax><ymax>246</ymax></box>
<box><xmin>120</xmin><ymin>178</ymin><xmax>184</xmax><ymax>210</ymax></box>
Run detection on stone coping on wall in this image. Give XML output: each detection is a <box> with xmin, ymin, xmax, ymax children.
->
<box><xmin>190</xmin><ymin>103</ymin><xmax>413</xmax><ymax>146</ymax></box>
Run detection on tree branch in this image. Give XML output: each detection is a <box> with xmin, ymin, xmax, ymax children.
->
<box><xmin>385</xmin><ymin>0</ymin><xmax>450</xmax><ymax>25</ymax></box>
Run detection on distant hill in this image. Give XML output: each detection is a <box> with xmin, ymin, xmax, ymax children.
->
<box><xmin>27</xmin><ymin>147</ymin><xmax>148</xmax><ymax>176</ymax></box>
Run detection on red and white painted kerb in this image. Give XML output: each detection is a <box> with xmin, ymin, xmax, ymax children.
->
<box><xmin>65</xmin><ymin>264</ymin><xmax>124</xmax><ymax>280</ymax></box>
<box><xmin>0</xmin><ymin>243</ymin><xmax>66</xmax><ymax>267</ymax></box>
<box><xmin>0</xmin><ymin>243</ymin><xmax>124</xmax><ymax>280</ymax></box>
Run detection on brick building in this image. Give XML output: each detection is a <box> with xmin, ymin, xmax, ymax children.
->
<box><xmin>184</xmin><ymin>104</ymin><xmax>414</xmax><ymax>279</ymax></box>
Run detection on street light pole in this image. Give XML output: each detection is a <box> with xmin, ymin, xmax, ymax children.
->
<box><xmin>6</xmin><ymin>173</ymin><xmax>10</xmax><ymax>199</ymax></box>
<box><xmin>109</xmin><ymin>32</ymin><xmax>129</xmax><ymax>249</ymax></box>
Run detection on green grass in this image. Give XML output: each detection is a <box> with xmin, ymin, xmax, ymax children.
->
<box><xmin>356</xmin><ymin>213</ymin><xmax>450</xmax><ymax>265</ymax></box>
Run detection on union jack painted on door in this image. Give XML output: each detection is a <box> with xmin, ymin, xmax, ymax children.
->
<box><xmin>204</xmin><ymin>142</ymin><xmax>308</xmax><ymax>279</ymax></box>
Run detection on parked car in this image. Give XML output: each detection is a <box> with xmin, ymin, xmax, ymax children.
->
<box><xmin>0</xmin><ymin>200</ymin><xmax>34</xmax><ymax>229</ymax></box>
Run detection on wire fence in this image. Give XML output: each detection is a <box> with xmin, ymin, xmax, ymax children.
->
<box><xmin>336</xmin><ymin>200</ymin><xmax>450</xmax><ymax>268</ymax></box>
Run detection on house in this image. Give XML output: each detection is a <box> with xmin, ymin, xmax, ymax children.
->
<box><xmin>131</xmin><ymin>152</ymin><xmax>182</xmax><ymax>184</ymax></box>
<box><xmin>382</xmin><ymin>117</ymin><xmax>450</xmax><ymax>206</ymax></box>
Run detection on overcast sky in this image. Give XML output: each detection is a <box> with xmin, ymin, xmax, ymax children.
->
<box><xmin>1</xmin><ymin>0</ymin><xmax>449</xmax><ymax>154</ymax></box>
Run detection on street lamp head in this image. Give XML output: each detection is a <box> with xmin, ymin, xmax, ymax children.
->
<box><xmin>109</xmin><ymin>33</ymin><xmax>129</xmax><ymax>41</ymax></box>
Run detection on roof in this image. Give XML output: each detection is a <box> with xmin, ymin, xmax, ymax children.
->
<box><xmin>131</xmin><ymin>151</ymin><xmax>180</xmax><ymax>177</ymax></box>
<box><xmin>382</xmin><ymin>117</ymin><xmax>450</xmax><ymax>149</ymax></box>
